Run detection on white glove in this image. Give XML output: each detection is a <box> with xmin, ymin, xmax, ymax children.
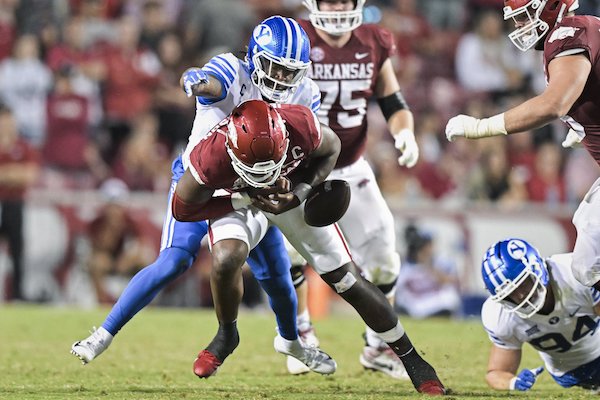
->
<box><xmin>182</xmin><ymin>68</ymin><xmax>209</xmax><ymax>97</ymax></box>
<box><xmin>394</xmin><ymin>129</ymin><xmax>419</xmax><ymax>168</ymax></box>
<box><xmin>561</xmin><ymin>128</ymin><xmax>585</xmax><ymax>148</ymax></box>
<box><xmin>445</xmin><ymin>114</ymin><xmax>507</xmax><ymax>142</ymax></box>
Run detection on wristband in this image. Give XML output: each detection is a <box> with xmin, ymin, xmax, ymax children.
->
<box><xmin>231</xmin><ymin>192</ymin><xmax>251</xmax><ymax>209</ymax></box>
<box><xmin>466</xmin><ymin>113</ymin><xmax>507</xmax><ymax>139</ymax></box>
<box><xmin>293</xmin><ymin>183</ymin><xmax>312</xmax><ymax>203</ymax></box>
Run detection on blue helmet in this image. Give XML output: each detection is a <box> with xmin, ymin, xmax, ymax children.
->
<box><xmin>481</xmin><ymin>238</ymin><xmax>549</xmax><ymax>318</ymax></box>
<box><xmin>247</xmin><ymin>16</ymin><xmax>311</xmax><ymax>102</ymax></box>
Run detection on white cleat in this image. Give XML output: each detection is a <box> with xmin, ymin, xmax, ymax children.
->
<box><xmin>359</xmin><ymin>345</ymin><xmax>410</xmax><ymax>380</ymax></box>
<box><xmin>71</xmin><ymin>326</ymin><xmax>113</xmax><ymax>365</ymax></box>
<box><xmin>274</xmin><ymin>334</ymin><xmax>336</xmax><ymax>375</ymax></box>
<box><xmin>286</xmin><ymin>325</ymin><xmax>320</xmax><ymax>375</ymax></box>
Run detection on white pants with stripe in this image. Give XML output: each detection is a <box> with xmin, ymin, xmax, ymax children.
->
<box><xmin>572</xmin><ymin>177</ymin><xmax>600</xmax><ymax>287</ymax></box>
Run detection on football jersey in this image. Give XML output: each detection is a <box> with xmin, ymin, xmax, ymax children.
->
<box><xmin>482</xmin><ymin>253</ymin><xmax>600</xmax><ymax>376</ymax></box>
<box><xmin>543</xmin><ymin>15</ymin><xmax>600</xmax><ymax>166</ymax></box>
<box><xmin>299</xmin><ymin>20</ymin><xmax>396</xmax><ymax>168</ymax></box>
<box><xmin>188</xmin><ymin>104</ymin><xmax>322</xmax><ymax>190</ymax></box>
<box><xmin>181</xmin><ymin>53</ymin><xmax>322</xmax><ymax>170</ymax></box>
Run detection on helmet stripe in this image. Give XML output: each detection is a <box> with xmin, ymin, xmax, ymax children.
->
<box><xmin>291</xmin><ymin>19</ymin><xmax>304</xmax><ymax>60</ymax></box>
<box><xmin>281</xmin><ymin>17</ymin><xmax>295</xmax><ymax>60</ymax></box>
<box><xmin>483</xmin><ymin>259</ymin><xmax>502</xmax><ymax>289</ymax></box>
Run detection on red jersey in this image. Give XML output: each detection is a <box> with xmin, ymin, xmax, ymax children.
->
<box><xmin>0</xmin><ymin>138</ymin><xmax>39</xmax><ymax>200</ymax></box>
<box><xmin>188</xmin><ymin>104</ymin><xmax>322</xmax><ymax>190</ymax></box>
<box><xmin>543</xmin><ymin>15</ymin><xmax>600</xmax><ymax>165</ymax></box>
<box><xmin>299</xmin><ymin>20</ymin><xmax>395</xmax><ymax>168</ymax></box>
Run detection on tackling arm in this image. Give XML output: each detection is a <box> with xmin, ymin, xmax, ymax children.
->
<box><xmin>179</xmin><ymin>68</ymin><xmax>224</xmax><ymax>98</ymax></box>
<box><xmin>172</xmin><ymin>168</ymin><xmax>250</xmax><ymax>222</ymax></box>
<box><xmin>376</xmin><ymin>59</ymin><xmax>418</xmax><ymax>168</ymax></box>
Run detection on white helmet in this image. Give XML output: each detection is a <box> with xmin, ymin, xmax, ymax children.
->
<box><xmin>303</xmin><ymin>0</ymin><xmax>365</xmax><ymax>35</ymax></box>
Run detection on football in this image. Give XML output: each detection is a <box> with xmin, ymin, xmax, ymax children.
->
<box><xmin>303</xmin><ymin>180</ymin><xmax>351</xmax><ymax>227</ymax></box>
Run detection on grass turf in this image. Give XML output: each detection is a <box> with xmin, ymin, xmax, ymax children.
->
<box><xmin>0</xmin><ymin>305</ymin><xmax>593</xmax><ymax>399</ymax></box>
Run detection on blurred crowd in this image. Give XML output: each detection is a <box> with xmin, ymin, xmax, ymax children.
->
<box><xmin>0</xmin><ymin>0</ymin><xmax>599</xmax><ymax>204</ymax></box>
<box><xmin>1</xmin><ymin>0</ymin><xmax>599</xmax><ymax>303</ymax></box>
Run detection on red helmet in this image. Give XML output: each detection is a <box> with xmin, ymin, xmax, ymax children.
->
<box><xmin>503</xmin><ymin>0</ymin><xmax>579</xmax><ymax>51</ymax></box>
<box><xmin>225</xmin><ymin>100</ymin><xmax>289</xmax><ymax>188</ymax></box>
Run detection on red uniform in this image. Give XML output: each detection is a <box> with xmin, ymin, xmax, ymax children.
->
<box><xmin>299</xmin><ymin>20</ymin><xmax>395</xmax><ymax>168</ymax></box>
<box><xmin>188</xmin><ymin>104</ymin><xmax>322</xmax><ymax>190</ymax></box>
<box><xmin>543</xmin><ymin>15</ymin><xmax>600</xmax><ymax>164</ymax></box>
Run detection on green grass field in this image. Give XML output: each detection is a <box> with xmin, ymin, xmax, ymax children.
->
<box><xmin>0</xmin><ymin>305</ymin><xmax>594</xmax><ymax>399</ymax></box>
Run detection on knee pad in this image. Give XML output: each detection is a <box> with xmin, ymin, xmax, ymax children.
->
<box><xmin>323</xmin><ymin>264</ymin><xmax>359</xmax><ymax>294</ymax></box>
<box><xmin>290</xmin><ymin>265</ymin><xmax>306</xmax><ymax>288</ymax></box>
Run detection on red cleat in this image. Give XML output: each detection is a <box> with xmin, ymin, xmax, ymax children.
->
<box><xmin>417</xmin><ymin>380</ymin><xmax>446</xmax><ymax>396</ymax></box>
<box><xmin>193</xmin><ymin>350</ymin><xmax>223</xmax><ymax>378</ymax></box>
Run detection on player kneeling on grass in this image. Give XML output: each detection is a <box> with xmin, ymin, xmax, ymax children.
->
<box><xmin>172</xmin><ymin>99</ymin><xmax>445</xmax><ymax>395</ymax></box>
<box><xmin>481</xmin><ymin>238</ymin><xmax>600</xmax><ymax>392</ymax></box>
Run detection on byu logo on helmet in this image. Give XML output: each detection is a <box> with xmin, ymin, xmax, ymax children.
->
<box><xmin>253</xmin><ymin>25</ymin><xmax>273</xmax><ymax>46</ymax></box>
<box><xmin>507</xmin><ymin>239</ymin><xmax>527</xmax><ymax>260</ymax></box>
<box><xmin>481</xmin><ymin>238</ymin><xmax>549</xmax><ymax>318</ymax></box>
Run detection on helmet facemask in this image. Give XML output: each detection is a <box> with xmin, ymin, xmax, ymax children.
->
<box><xmin>303</xmin><ymin>0</ymin><xmax>365</xmax><ymax>35</ymax></box>
<box><xmin>504</xmin><ymin>0</ymin><xmax>550</xmax><ymax>51</ymax></box>
<box><xmin>250</xmin><ymin>51</ymin><xmax>309</xmax><ymax>103</ymax></box>
<box><xmin>492</xmin><ymin>265</ymin><xmax>548</xmax><ymax>318</ymax></box>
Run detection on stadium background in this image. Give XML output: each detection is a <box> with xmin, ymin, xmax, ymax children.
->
<box><xmin>0</xmin><ymin>0</ymin><xmax>599</xmax><ymax>313</ymax></box>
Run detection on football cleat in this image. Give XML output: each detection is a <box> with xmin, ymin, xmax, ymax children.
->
<box><xmin>417</xmin><ymin>379</ymin><xmax>447</xmax><ymax>396</ymax></box>
<box><xmin>193</xmin><ymin>350</ymin><xmax>223</xmax><ymax>378</ymax></box>
<box><xmin>359</xmin><ymin>345</ymin><xmax>410</xmax><ymax>380</ymax></box>
<box><xmin>286</xmin><ymin>325</ymin><xmax>320</xmax><ymax>375</ymax></box>
<box><xmin>274</xmin><ymin>334</ymin><xmax>336</xmax><ymax>375</ymax></box>
<box><xmin>70</xmin><ymin>326</ymin><xmax>113</xmax><ymax>365</ymax></box>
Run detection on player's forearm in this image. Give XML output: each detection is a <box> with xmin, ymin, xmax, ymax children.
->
<box><xmin>387</xmin><ymin>109</ymin><xmax>414</xmax><ymax>138</ymax></box>
<box><xmin>172</xmin><ymin>192</ymin><xmax>250</xmax><ymax>222</ymax></box>
<box><xmin>504</xmin><ymin>94</ymin><xmax>566</xmax><ymax>134</ymax></box>
<box><xmin>179</xmin><ymin>68</ymin><xmax>222</xmax><ymax>98</ymax></box>
<box><xmin>486</xmin><ymin>370</ymin><xmax>516</xmax><ymax>390</ymax></box>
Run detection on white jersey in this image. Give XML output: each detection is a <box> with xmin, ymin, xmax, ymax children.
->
<box><xmin>482</xmin><ymin>253</ymin><xmax>600</xmax><ymax>376</ymax></box>
<box><xmin>182</xmin><ymin>53</ymin><xmax>321</xmax><ymax>169</ymax></box>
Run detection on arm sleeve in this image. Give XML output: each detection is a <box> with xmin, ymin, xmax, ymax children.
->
<box><xmin>171</xmin><ymin>191</ymin><xmax>235</xmax><ymax>222</ymax></box>
<box><xmin>197</xmin><ymin>54</ymin><xmax>240</xmax><ymax>105</ymax></box>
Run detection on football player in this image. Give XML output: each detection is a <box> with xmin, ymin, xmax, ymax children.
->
<box><xmin>71</xmin><ymin>16</ymin><xmax>334</xmax><ymax>378</ymax></box>
<box><xmin>284</xmin><ymin>0</ymin><xmax>419</xmax><ymax>378</ymax></box>
<box><xmin>445</xmin><ymin>0</ymin><xmax>600</xmax><ymax>292</ymax></box>
<box><xmin>173</xmin><ymin>99</ymin><xmax>446</xmax><ymax>396</ymax></box>
<box><xmin>481</xmin><ymin>238</ymin><xmax>600</xmax><ymax>392</ymax></box>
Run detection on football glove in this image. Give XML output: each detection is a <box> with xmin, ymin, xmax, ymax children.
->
<box><xmin>561</xmin><ymin>128</ymin><xmax>585</xmax><ymax>148</ymax></box>
<box><xmin>182</xmin><ymin>68</ymin><xmax>209</xmax><ymax>97</ymax></box>
<box><xmin>510</xmin><ymin>366</ymin><xmax>544</xmax><ymax>391</ymax></box>
<box><xmin>445</xmin><ymin>114</ymin><xmax>507</xmax><ymax>141</ymax></box>
<box><xmin>394</xmin><ymin>129</ymin><xmax>419</xmax><ymax>168</ymax></box>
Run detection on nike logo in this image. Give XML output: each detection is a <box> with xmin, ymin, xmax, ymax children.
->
<box><xmin>355</xmin><ymin>52</ymin><xmax>369</xmax><ymax>60</ymax></box>
<box><xmin>568</xmin><ymin>306</ymin><xmax>581</xmax><ymax>317</ymax></box>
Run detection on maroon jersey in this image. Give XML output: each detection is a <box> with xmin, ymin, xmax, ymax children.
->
<box><xmin>299</xmin><ymin>20</ymin><xmax>395</xmax><ymax>168</ymax></box>
<box><xmin>188</xmin><ymin>104</ymin><xmax>322</xmax><ymax>190</ymax></box>
<box><xmin>543</xmin><ymin>15</ymin><xmax>600</xmax><ymax>165</ymax></box>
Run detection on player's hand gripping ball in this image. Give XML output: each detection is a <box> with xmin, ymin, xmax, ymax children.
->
<box><xmin>303</xmin><ymin>180</ymin><xmax>351</xmax><ymax>227</ymax></box>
